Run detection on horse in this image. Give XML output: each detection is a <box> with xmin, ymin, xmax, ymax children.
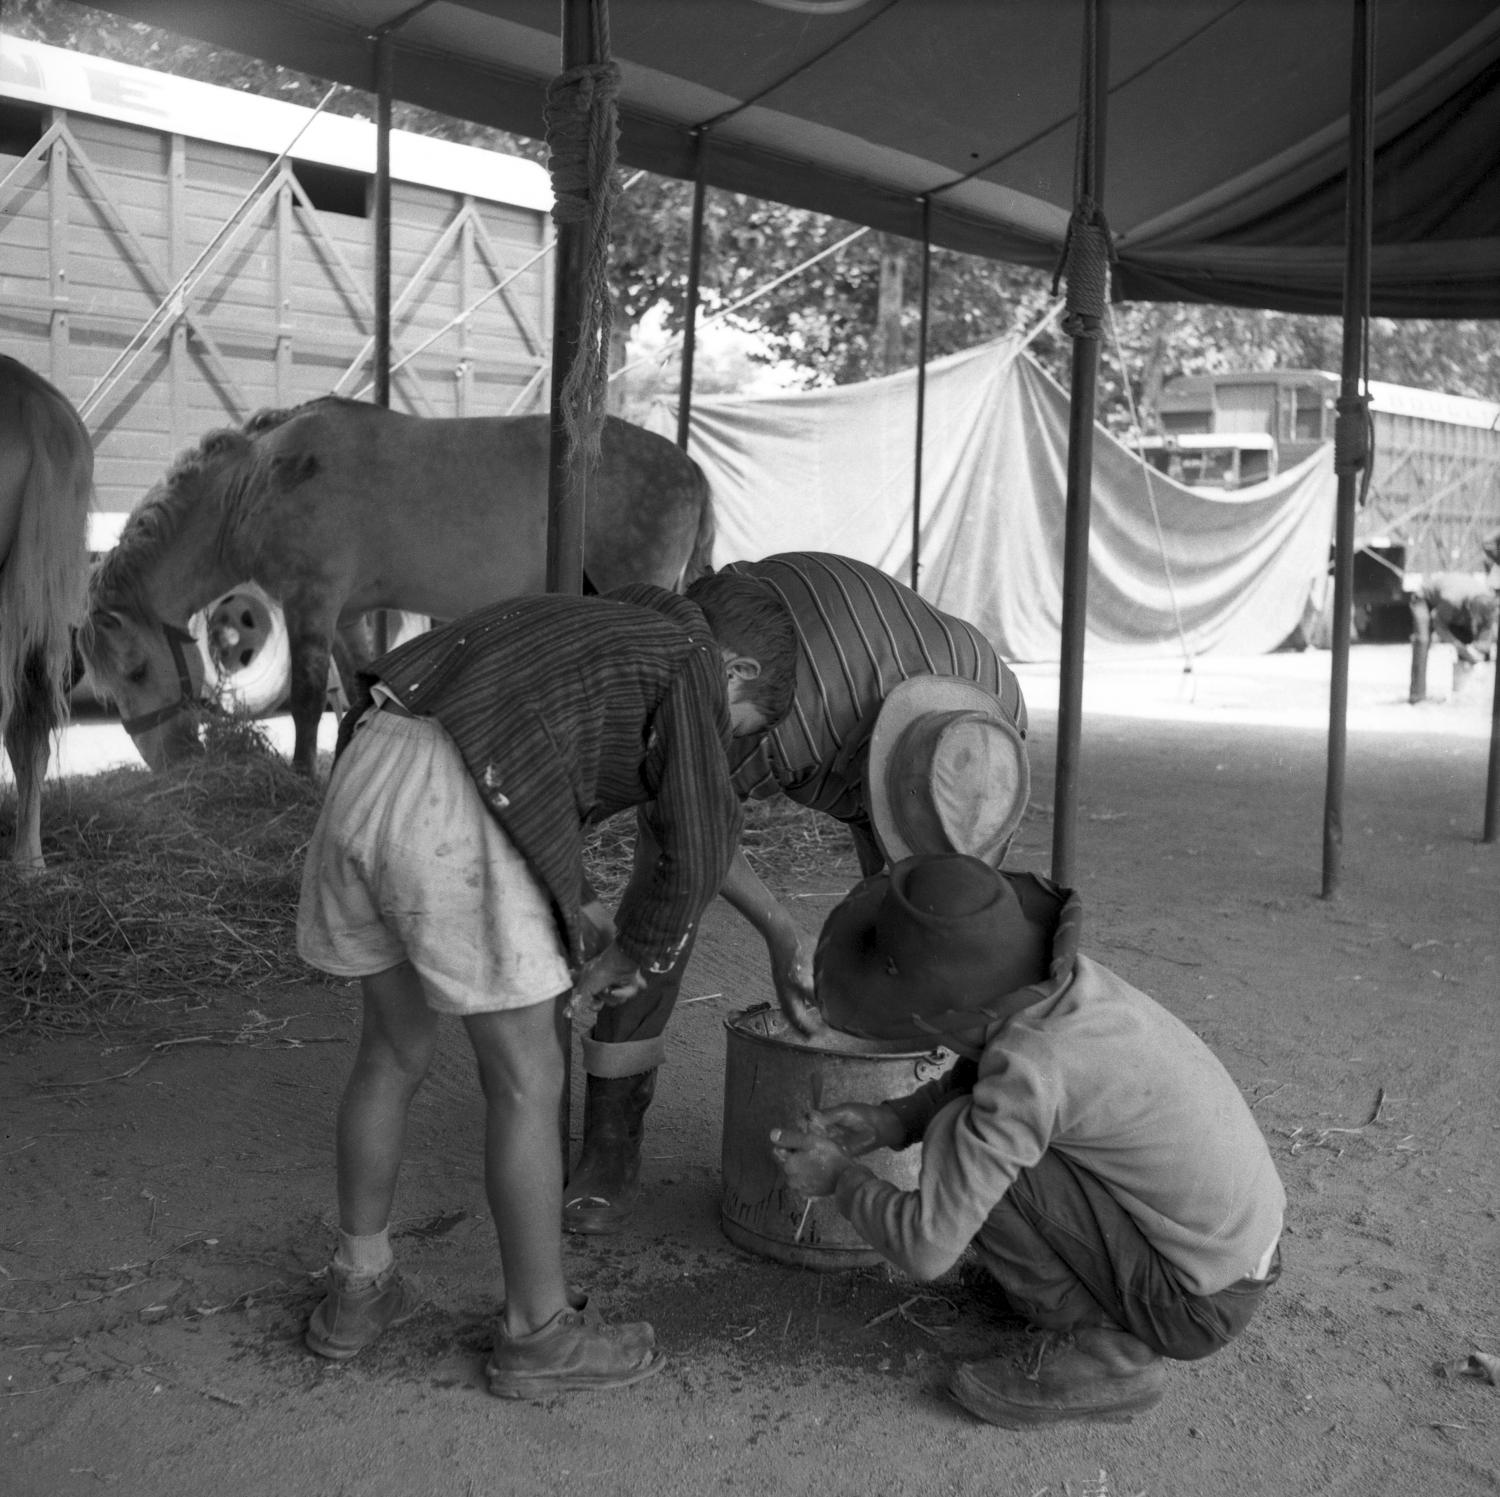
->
<box><xmin>79</xmin><ymin>398</ymin><xmax>716</xmax><ymax>778</ymax></box>
<box><xmin>0</xmin><ymin>356</ymin><xmax>94</xmax><ymax>870</ymax></box>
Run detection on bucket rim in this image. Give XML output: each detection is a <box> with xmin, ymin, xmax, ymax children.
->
<box><xmin>723</xmin><ymin>1002</ymin><xmax>948</xmax><ymax>1060</ymax></box>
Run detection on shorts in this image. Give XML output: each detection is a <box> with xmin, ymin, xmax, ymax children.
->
<box><xmin>296</xmin><ymin>706</ymin><xmax>572</xmax><ymax>1015</ymax></box>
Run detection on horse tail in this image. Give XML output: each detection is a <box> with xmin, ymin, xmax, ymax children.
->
<box><xmin>679</xmin><ymin>458</ymin><xmax>717</xmax><ymax>591</ymax></box>
<box><xmin>0</xmin><ymin>361</ymin><xmax>93</xmax><ymax>751</ymax></box>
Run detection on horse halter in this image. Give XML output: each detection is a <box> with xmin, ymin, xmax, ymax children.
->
<box><xmin>119</xmin><ymin>620</ymin><xmax>204</xmax><ymax>735</ymax></box>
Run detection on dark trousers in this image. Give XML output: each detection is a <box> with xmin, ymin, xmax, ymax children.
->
<box><xmin>974</xmin><ymin>1150</ymin><xmax>1280</xmax><ymax>1362</ymax></box>
<box><xmin>591</xmin><ymin>928</ymin><xmax>699</xmax><ymax>1045</ymax></box>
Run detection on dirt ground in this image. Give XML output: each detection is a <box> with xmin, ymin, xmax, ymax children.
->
<box><xmin>3</xmin><ymin>644</ymin><xmax>1497</xmax><ymax>1497</ymax></box>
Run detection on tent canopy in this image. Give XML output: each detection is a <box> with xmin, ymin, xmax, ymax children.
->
<box><xmin>80</xmin><ymin>0</ymin><xmax>1500</xmax><ymax>318</ymax></box>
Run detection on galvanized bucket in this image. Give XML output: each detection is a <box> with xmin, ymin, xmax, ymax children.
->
<box><xmin>720</xmin><ymin>1003</ymin><xmax>955</xmax><ymax>1270</ymax></box>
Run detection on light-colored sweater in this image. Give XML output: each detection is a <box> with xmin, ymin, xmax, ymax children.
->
<box><xmin>833</xmin><ymin>933</ymin><xmax>1285</xmax><ymax>1298</ymax></box>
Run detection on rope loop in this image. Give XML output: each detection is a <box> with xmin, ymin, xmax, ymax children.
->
<box><xmin>543</xmin><ymin>52</ymin><xmax>621</xmax><ymax>473</ymax></box>
<box><xmin>1051</xmin><ymin>196</ymin><xmax>1113</xmax><ymax>340</ymax></box>
<box><xmin>1333</xmin><ymin>392</ymin><xmax>1373</xmax><ymax>476</ymax></box>
<box><xmin>544</xmin><ymin>62</ymin><xmax>621</xmax><ymax>224</ymax></box>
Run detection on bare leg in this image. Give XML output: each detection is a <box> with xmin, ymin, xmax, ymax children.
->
<box><xmin>463</xmin><ymin>995</ymin><xmax>572</xmax><ymax>1338</ymax></box>
<box><xmin>335</xmin><ymin>961</ymin><xmax>441</xmax><ymax>1234</ymax></box>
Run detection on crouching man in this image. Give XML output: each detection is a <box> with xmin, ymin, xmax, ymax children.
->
<box><xmin>770</xmin><ymin>854</ymin><xmax>1285</xmax><ymax>1428</ymax></box>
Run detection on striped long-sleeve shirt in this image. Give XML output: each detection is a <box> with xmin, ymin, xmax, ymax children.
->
<box><xmin>720</xmin><ymin>553</ymin><xmax>1026</xmax><ymax>823</ymax></box>
<box><xmin>363</xmin><ymin>586</ymin><xmax>741</xmax><ymax>971</ymax></box>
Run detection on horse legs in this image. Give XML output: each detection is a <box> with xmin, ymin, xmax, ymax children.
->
<box><xmin>284</xmin><ymin>614</ymin><xmax>338</xmax><ymax>780</ymax></box>
<box><xmin>4</xmin><ymin>651</ymin><xmax>55</xmax><ymax>871</ymax></box>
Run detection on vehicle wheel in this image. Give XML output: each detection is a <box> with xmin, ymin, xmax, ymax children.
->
<box><xmin>201</xmin><ymin>584</ymin><xmax>291</xmax><ymax>716</ymax></box>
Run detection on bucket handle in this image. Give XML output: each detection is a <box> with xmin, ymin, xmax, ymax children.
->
<box><xmin>914</xmin><ymin>1049</ymin><xmax>954</xmax><ymax>1083</ymax></box>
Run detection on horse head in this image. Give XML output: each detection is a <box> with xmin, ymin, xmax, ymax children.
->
<box><xmin>78</xmin><ymin>603</ymin><xmax>209</xmax><ymax>770</ymax></box>
<box><xmin>76</xmin><ymin>425</ymin><xmax>265</xmax><ymax>769</ymax></box>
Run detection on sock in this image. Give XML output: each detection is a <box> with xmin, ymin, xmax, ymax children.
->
<box><xmin>333</xmin><ymin>1227</ymin><xmax>394</xmax><ymax>1287</ymax></box>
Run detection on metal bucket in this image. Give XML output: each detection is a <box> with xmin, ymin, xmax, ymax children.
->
<box><xmin>720</xmin><ymin>1003</ymin><xmax>955</xmax><ymax>1270</ymax></box>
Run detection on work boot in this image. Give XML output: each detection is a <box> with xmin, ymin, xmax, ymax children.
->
<box><xmin>950</xmin><ymin>1325</ymin><xmax>1166</xmax><ymax>1428</ymax></box>
<box><xmin>563</xmin><ymin>1069</ymin><xmax>658</xmax><ymax>1235</ymax></box>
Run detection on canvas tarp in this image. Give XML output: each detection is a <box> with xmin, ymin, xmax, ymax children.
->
<box><xmin>652</xmin><ymin>340</ymin><xmax>1337</xmax><ymax>663</ymax></box>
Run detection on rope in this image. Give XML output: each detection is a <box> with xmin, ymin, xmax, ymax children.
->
<box><xmin>1334</xmin><ymin>392</ymin><xmax>1372</xmax><ymax>476</ymax></box>
<box><xmin>1051</xmin><ymin>0</ymin><xmax>1114</xmax><ymax>340</ymax></box>
<box><xmin>544</xmin><ymin>7</ymin><xmax>621</xmax><ymax>474</ymax></box>
<box><xmin>1051</xmin><ymin>197</ymin><xmax>1114</xmax><ymax>340</ymax></box>
<box><xmin>1106</xmin><ymin>305</ymin><xmax>1195</xmax><ymax>680</ymax></box>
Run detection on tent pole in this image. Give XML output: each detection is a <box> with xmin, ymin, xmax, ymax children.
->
<box><xmin>545</xmin><ymin>0</ymin><xmax>601</xmax><ymax>597</ymax></box>
<box><xmin>911</xmin><ymin>196</ymin><xmax>931</xmax><ymax>592</ymax></box>
<box><xmin>1484</xmin><ymin>650</ymin><xmax>1499</xmax><ymax>842</ymax></box>
<box><xmin>1051</xmin><ymin>0</ymin><xmax>1110</xmax><ymax>889</ymax></box>
<box><xmin>373</xmin><ymin>31</ymin><xmax>393</xmax><ymax>412</ymax></box>
<box><xmin>546</xmin><ymin>0</ymin><xmax>619</xmax><ymax>1163</ymax></box>
<box><xmin>1321</xmin><ymin>0</ymin><xmax>1375</xmax><ymax>899</ymax></box>
<box><xmin>676</xmin><ymin>130</ymin><xmax>708</xmax><ymax>453</ymax></box>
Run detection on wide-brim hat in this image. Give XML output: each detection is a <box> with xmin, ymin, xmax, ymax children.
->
<box><xmin>814</xmin><ymin>855</ymin><xmax>1060</xmax><ymax>1045</ymax></box>
<box><xmin>866</xmin><ymin>675</ymin><xmax>1029</xmax><ymax>867</ymax></box>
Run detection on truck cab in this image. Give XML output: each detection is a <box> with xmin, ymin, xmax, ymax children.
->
<box><xmin>1135</xmin><ymin>432</ymin><xmax>1278</xmax><ymax>491</ymax></box>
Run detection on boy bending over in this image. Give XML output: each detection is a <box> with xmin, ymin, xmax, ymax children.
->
<box><xmin>297</xmin><ymin>582</ymin><xmax>793</xmax><ymax>1397</ymax></box>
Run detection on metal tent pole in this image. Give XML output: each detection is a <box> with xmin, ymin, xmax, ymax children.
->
<box><xmin>1322</xmin><ymin>0</ymin><xmax>1375</xmax><ymax>898</ymax></box>
<box><xmin>545</xmin><ymin>0</ymin><xmax>601</xmax><ymax>597</ymax></box>
<box><xmin>676</xmin><ymin>130</ymin><xmax>709</xmax><ymax>453</ymax></box>
<box><xmin>911</xmin><ymin>197</ymin><xmax>932</xmax><ymax>593</ymax></box>
<box><xmin>1486</xmin><ymin>664</ymin><xmax>1500</xmax><ymax>842</ymax></box>
<box><xmin>373</xmin><ymin>31</ymin><xmax>393</xmax><ymax>412</ymax></box>
<box><xmin>1051</xmin><ymin>0</ymin><xmax>1110</xmax><ymax>890</ymax></box>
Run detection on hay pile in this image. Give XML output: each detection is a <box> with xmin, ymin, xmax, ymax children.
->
<box><xmin>584</xmin><ymin>794</ymin><xmax>857</xmax><ymax>907</ymax></box>
<box><xmin>3</xmin><ymin>723</ymin><xmax>857</xmax><ymax>1038</ymax></box>
<box><xmin>1</xmin><ymin>718</ymin><xmax>332</xmax><ymax>1036</ymax></box>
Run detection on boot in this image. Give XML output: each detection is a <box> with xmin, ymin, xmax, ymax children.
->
<box><xmin>563</xmin><ymin>1069</ymin><xmax>657</xmax><ymax>1235</ymax></box>
<box><xmin>950</xmin><ymin>1325</ymin><xmax>1166</xmax><ymax>1428</ymax></box>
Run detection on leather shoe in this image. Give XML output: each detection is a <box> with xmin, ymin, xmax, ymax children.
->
<box><xmin>951</xmin><ymin>1325</ymin><xmax>1165</xmax><ymax>1427</ymax></box>
<box><xmin>305</xmin><ymin>1266</ymin><xmax>423</xmax><ymax>1361</ymax></box>
<box><xmin>486</xmin><ymin>1306</ymin><xmax>665</xmax><ymax>1399</ymax></box>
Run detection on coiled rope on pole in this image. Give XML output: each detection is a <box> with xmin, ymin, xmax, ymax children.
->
<box><xmin>1052</xmin><ymin>196</ymin><xmax>1114</xmax><ymax>339</ymax></box>
<box><xmin>1050</xmin><ymin>0</ymin><xmax>1114</xmax><ymax>341</ymax></box>
<box><xmin>544</xmin><ymin>11</ymin><xmax>621</xmax><ymax>475</ymax></box>
<box><xmin>1334</xmin><ymin>392</ymin><xmax>1373</xmax><ymax>476</ymax></box>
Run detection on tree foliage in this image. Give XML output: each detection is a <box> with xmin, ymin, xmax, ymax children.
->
<box><xmin>11</xmin><ymin>0</ymin><xmax>1499</xmax><ymax>420</ymax></box>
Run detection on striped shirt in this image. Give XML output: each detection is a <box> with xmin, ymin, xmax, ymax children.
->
<box><xmin>364</xmin><ymin>586</ymin><xmax>741</xmax><ymax>972</ymax></box>
<box><xmin>721</xmin><ymin>553</ymin><xmax>1026</xmax><ymax>823</ymax></box>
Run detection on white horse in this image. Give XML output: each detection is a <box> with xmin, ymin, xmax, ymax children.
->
<box><xmin>0</xmin><ymin>356</ymin><xmax>94</xmax><ymax>870</ymax></box>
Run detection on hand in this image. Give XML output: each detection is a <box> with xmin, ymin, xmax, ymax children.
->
<box><xmin>578</xmin><ymin>899</ymin><xmax>617</xmax><ymax>963</ymax></box>
<box><xmin>813</xmin><ymin>1102</ymin><xmax>904</xmax><ymax>1157</ymax></box>
<box><xmin>769</xmin><ymin>1114</ymin><xmax>853</xmax><ymax>1198</ymax></box>
<box><xmin>770</xmin><ymin>932</ymin><xmax>827</xmax><ymax>1037</ymax></box>
<box><xmin>567</xmin><ymin>943</ymin><xmax>643</xmax><ymax>1023</ymax></box>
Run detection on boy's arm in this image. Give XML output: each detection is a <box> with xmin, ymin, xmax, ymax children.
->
<box><xmin>831</xmin><ymin>1059</ymin><xmax>1052</xmax><ymax>1282</ymax></box>
<box><xmin>880</xmin><ymin>1056</ymin><xmax>979</xmax><ymax>1148</ymax></box>
<box><xmin>715</xmin><ymin>848</ymin><xmax>822</xmax><ymax>1033</ymax></box>
<box><xmin>612</xmin><ymin>648</ymin><xmax>741</xmax><ymax>971</ymax></box>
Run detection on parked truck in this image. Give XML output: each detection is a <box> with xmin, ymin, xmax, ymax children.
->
<box><xmin>1141</xmin><ymin>369</ymin><xmax>1500</xmax><ymax>640</ymax></box>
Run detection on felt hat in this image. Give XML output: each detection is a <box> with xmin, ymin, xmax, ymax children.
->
<box><xmin>814</xmin><ymin>854</ymin><xmax>1057</xmax><ymax>1045</ymax></box>
<box><xmin>866</xmin><ymin>675</ymin><xmax>1029</xmax><ymax>867</ymax></box>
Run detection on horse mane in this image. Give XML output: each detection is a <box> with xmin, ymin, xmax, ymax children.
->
<box><xmin>87</xmin><ymin>424</ymin><xmax>261</xmax><ymax>625</ymax></box>
<box><xmin>242</xmin><ymin>394</ymin><xmax>369</xmax><ymax>438</ymax></box>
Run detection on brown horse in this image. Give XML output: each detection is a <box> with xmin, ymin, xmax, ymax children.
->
<box><xmin>0</xmin><ymin>356</ymin><xmax>94</xmax><ymax>870</ymax></box>
<box><xmin>79</xmin><ymin>399</ymin><xmax>715</xmax><ymax>777</ymax></box>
